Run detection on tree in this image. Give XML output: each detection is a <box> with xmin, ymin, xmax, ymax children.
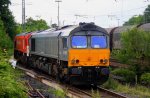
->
<box><xmin>17</xmin><ymin>17</ymin><xmax>49</xmax><ymax>33</ymax></box>
<box><xmin>0</xmin><ymin>17</ymin><xmax>12</xmax><ymax>49</ymax></box>
<box><xmin>123</xmin><ymin>5</ymin><xmax>150</xmax><ymax>26</ymax></box>
<box><xmin>124</xmin><ymin>15</ymin><xmax>144</xmax><ymax>26</ymax></box>
<box><xmin>144</xmin><ymin>5</ymin><xmax>150</xmax><ymax>23</ymax></box>
<box><xmin>112</xmin><ymin>28</ymin><xmax>150</xmax><ymax>79</ymax></box>
<box><xmin>0</xmin><ymin>0</ymin><xmax>17</xmax><ymax>39</ymax></box>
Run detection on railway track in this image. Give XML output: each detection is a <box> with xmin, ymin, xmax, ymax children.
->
<box><xmin>97</xmin><ymin>86</ymin><xmax>127</xmax><ymax>98</ymax></box>
<box><xmin>17</xmin><ymin>65</ymin><xmax>92</xmax><ymax>98</ymax></box>
<box><xmin>26</xmin><ymin>81</ymin><xmax>46</xmax><ymax>98</ymax></box>
<box><xmin>14</xmin><ymin>60</ymin><xmax>129</xmax><ymax>98</ymax></box>
<box><xmin>110</xmin><ymin>58</ymin><xmax>129</xmax><ymax>68</ymax></box>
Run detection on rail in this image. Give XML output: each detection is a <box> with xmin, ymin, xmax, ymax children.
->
<box><xmin>17</xmin><ymin>65</ymin><xmax>92</xmax><ymax>98</ymax></box>
<box><xmin>25</xmin><ymin>81</ymin><xmax>45</xmax><ymax>98</ymax></box>
<box><xmin>13</xmin><ymin>59</ymin><xmax>129</xmax><ymax>98</ymax></box>
<box><xmin>97</xmin><ymin>86</ymin><xmax>128</xmax><ymax>98</ymax></box>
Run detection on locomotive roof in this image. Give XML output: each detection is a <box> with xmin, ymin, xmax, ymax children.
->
<box><xmin>31</xmin><ymin>23</ymin><xmax>108</xmax><ymax>38</ymax></box>
<box><xmin>16</xmin><ymin>32</ymin><xmax>29</xmax><ymax>36</ymax></box>
<box><xmin>31</xmin><ymin>25</ymin><xmax>78</xmax><ymax>38</ymax></box>
<box><xmin>16</xmin><ymin>31</ymin><xmax>35</xmax><ymax>37</ymax></box>
<box><xmin>60</xmin><ymin>25</ymin><xmax>78</xmax><ymax>36</ymax></box>
<box><xmin>70</xmin><ymin>23</ymin><xmax>108</xmax><ymax>35</ymax></box>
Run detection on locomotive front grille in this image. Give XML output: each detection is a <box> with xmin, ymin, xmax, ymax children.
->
<box><xmin>82</xmin><ymin>67</ymin><xmax>96</xmax><ymax>82</ymax></box>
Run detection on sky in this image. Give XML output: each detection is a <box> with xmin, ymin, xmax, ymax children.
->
<box><xmin>9</xmin><ymin>0</ymin><xmax>150</xmax><ymax>28</ymax></box>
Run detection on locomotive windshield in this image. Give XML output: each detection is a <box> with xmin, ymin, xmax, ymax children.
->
<box><xmin>72</xmin><ymin>36</ymin><xmax>87</xmax><ymax>48</ymax></box>
<box><xmin>91</xmin><ymin>36</ymin><xmax>107</xmax><ymax>48</ymax></box>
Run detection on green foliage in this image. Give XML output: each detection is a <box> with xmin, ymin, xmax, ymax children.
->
<box><xmin>124</xmin><ymin>15</ymin><xmax>144</xmax><ymax>26</ymax></box>
<box><xmin>0</xmin><ymin>18</ymin><xmax>13</xmax><ymax>49</ymax></box>
<box><xmin>0</xmin><ymin>0</ymin><xmax>17</xmax><ymax>39</ymax></box>
<box><xmin>17</xmin><ymin>17</ymin><xmax>49</xmax><ymax>33</ymax></box>
<box><xmin>111</xmin><ymin>68</ymin><xmax>136</xmax><ymax>83</ymax></box>
<box><xmin>144</xmin><ymin>5</ymin><xmax>150</xmax><ymax>23</ymax></box>
<box><xmin>124</xmin><ymin>5</ymin><xmax>150</xmax><ymax>25</ymax></box>
<box><xmin>91</xmin><ymin>89</ymin><xmax>101</xmax><ymax>98</ymax></box>
<box><xmin>16</xmin><ymin>24</ymin><xmax>22</xmax><ymax>34</ymax></box>
<box><xmin>113</xmin><ymin>28</ymin><xmax>150</xmax><ymax>66</ymax></box>
<box><xmin>102</xmin><ymin>78</ymin><xmax>119</xmax><ymax>90</ymax></box>
<box><xmin>116</xmin><ymin>84</ymin><xmax>150</xmax><ymax>98</ymax></box>
<box><xmin>0</xmin><ymin>50</ymin><xmax>27</xmax><ymax>98</ymax></box>
<box><xmin>103</xmin><ymin>78</ymin><xmax>150</xmax><ymax>97</ymax></box>
<box><xmin>26</xmin><ymin>17</ymin><xmax>49</xmax><ymax>32</ymax></box>
<box><xmin>122</xmin><ymin>28</ymin><xmax>149</xmax><ymax>59</ymax></box>
<box><xmin>48</xmin><ymin>88</ymin><xmax>66</xmax><ymax>98</ymax></box>
<box><xmin>140</xmin><ymin>73</ymin><xmax>150</xmax><ymax>85</ymax></box>
<box><xmin>112</xmin><ymin>28</ymin><xmax>150</xmax><ymax>83</ymax></box>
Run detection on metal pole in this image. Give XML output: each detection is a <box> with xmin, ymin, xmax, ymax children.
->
<box><xmin>58</xmin><ymin>1</ymin><xmax>59</xmax><ymax>27</ymax></box>
<box><xmin>22</xmin><ymin>0</ymin><xmax>25</xmax><ymax>32</ymax></box>
<box><xmin>117</xmin><ymin>19</ymin><xmax>120</xmax><ymax>27</ymax></box>
<box><xmin>55</xmin><ymin>0</ymin><xmax>62</xmax><ymax>27</ymax></box>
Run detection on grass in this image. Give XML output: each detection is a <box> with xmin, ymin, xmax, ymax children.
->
<box><xmin>102</xmin><ymin>78</ymin><xmax>150</xmax><ymax>98</ymax></box>
<box><xmin>48</xmin><ymin>88</ymin><xmax>66</xmax><ymax>98</ymax></box>
<box><xmin>116</xmin><ymin>84</ymin><xmax>150</xmax><ymax>98</ymax></box>
<box><xmin>91</xmin><ymin>89</ymin><xmax>101</xmax><ymax>98</ymax></box>
<box><xmin>0</xmin><ymin>49</ymin><xmax>28</xmax><ymax>98</ymax></box>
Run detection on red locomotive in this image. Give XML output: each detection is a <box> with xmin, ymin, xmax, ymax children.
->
<box><xmin>14</xmin><ymin>32</ymin><xmax>33</xmax><ymax>63</ymax></box>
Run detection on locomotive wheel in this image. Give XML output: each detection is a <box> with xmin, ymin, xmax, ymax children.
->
<box><xmin>92</xmin><ymin>84</ymin><xmax>97</xmax><ymax>89</ymax></box>
<box><xmin>25</xmin><ymin>57</ymin><xmax>29</xmax><ymax>67</ymax></box>
<box><xmin>51</xmin><ymin>64</ymin><xmax>57</xmax><ymax>77</ymax></box>
<box><xmin>52</xmin><ymin>64</ymin><xmax>64</xmax><ymax>82</ymax></box>
<box><xmin>57</xmin><ymin>69</ymin><xmax>65</xmax><ymax>82</ymax></box>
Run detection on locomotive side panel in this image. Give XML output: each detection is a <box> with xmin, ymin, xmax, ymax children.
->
<box><xmin>35</xmin><ymin>37</ymin><xmax>45</xmax><ymax>53</ymax></box>
<box><xmin>30</xmin><ymin>36</ymin><xmax>59</xmax><ymax>59</ymax></box>
<box><xmin>47</xmin><ymin>37</ymin><xmax>58</xmax><ymax>58</ymax></box>
<box><xmin>45</xmin><ymin>37</ymin><xmax>51</xmax><ymax>54</ymax></box>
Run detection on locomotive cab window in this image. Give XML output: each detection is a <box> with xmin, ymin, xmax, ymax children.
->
<box><xmin>62</xmin><ymin>38</ymin><xmax>67</xmax><ymax>49</ymax></box>
<box><xmin>72</xmin><ymin>36</ymin><xmax>87</xmax><ymax>48</ymax></box>
<box><xmin>91</xmin><ymin>36</ymin><xmax>107</xmax><ymax>48</ymax></box>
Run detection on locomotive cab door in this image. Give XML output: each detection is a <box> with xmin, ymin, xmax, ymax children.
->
<box><xmin>59</xmin><ymin>37</ymin><xmax>68</xmax><ymax>61</ymax></box>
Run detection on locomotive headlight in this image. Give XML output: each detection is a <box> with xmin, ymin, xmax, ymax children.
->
<box><xmin>71</xmin><ymin>59</ymin><xmax>79</xmax><ymax>64</ymax></box>
<box><xmin>103</xmin><ymin>59</ymin><xmax>108</xmax><ymax>64</ymax></box>
<box><xmin>71</xmin><ymin>59</ymin><xmax>76</xmax><ymax>64</ymax></box>
<box><xmin>100</xmin><ymin>59</ymin><xmax>103</xmax><ymax>63</ymax></box>
<box><xmin>100</xmin><ymin>59</ymin><xmax>108</xmax><ymax>64</ymax></box>
<box><xmin>76</xmin><ymin>59</ymin><xmax>79</xmax><ymax>63</ymax></box>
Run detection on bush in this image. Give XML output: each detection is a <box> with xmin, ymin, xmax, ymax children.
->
<box><xmin>0</xmin><ymin>49</ymin><xmax>27</xmax><ymax>98</ymax></box>
<box><xmin>0</xmin><ymin>17</ymin><xmax>13</xmax><ymax>49</ymax></box>
<box><xmin>140</xmin><ymin>73</ymin><xmax>150</xmax><ymax>86</ymax></box>
<box><xmin>112</xmin><ymin>28</ymin><xmax>150</xmax><ymax>68</ymax></box>
<box><xmin>102</xmin><ymin>78</ymin><xmax>119</xmax><ymax>90</ymax></box>
<box><xmin>112</xmin><ymin>68</ymin><xmax>136</xmax><ymax>83</ymax></box>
